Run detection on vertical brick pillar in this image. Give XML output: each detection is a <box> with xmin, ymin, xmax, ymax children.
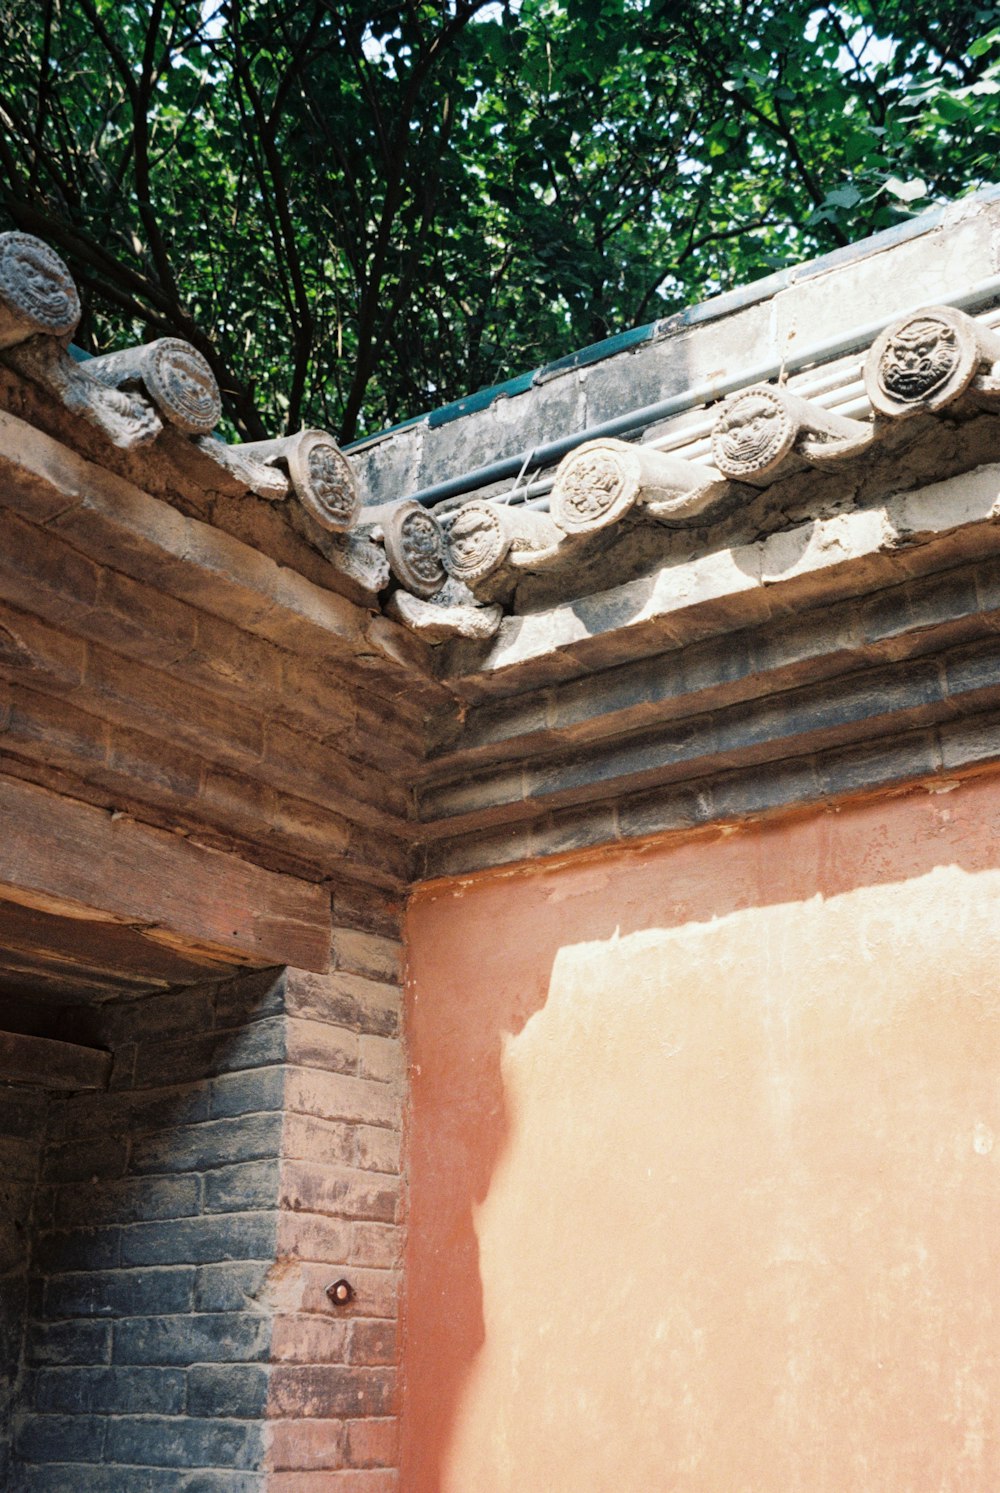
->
<box><xmin>265</xmin><ymin>926</ymin><xmax>404</xmax><ymax>1490</ymax></box>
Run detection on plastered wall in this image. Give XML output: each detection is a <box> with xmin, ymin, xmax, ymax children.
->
<box><xmin>403</xmin><ymin>777</ymin><xmax>1000</xmax><ymax>1491</ymax></box>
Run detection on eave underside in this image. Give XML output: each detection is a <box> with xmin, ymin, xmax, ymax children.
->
<box><xmin>4</xmin><ymin>374</ymin><xmax>1000</xmax><ymax>1002</ymax></box>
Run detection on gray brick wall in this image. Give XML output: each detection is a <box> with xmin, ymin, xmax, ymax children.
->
<box><xmin>0</xmin><ymin>1085</ymin><xmax>45</xmax><ymax>1489</ymax></box>
<box><xmin>11</xmin><ymin>968</ymin><xmax>285</xmax><ymax>1492</ymax></box>
<box><xmin>4</xmin><ymin>931</ymin><xmax>407</xmax><ymax>1491</ymax></box>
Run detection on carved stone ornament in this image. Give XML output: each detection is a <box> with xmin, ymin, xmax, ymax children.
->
<box><xmin>711</xmin><ymin>386</ymin><xmax>795</xmax><ymax>479</ymax></box>
<box><xmin>4</xmin><ymin>336</ymin><xmax>163</xmax><ymax>449</ymax></box>
<box><xmin>238</xmin><ymin>429</ymin><xmax>360</xmax><ymax>531</ymax></box>
<box><xmin>711</xmin><ymin>384</ymin><xmax>871</xmax><ymax>482</ymax></box>
<box><xmin>551</xmin><ymin>438</ymin><xmax>723</xmax><ymax>533</ymax></box>
<box><xmin>324</xmin><ymin>529</ymin><xmax>391</xmax><ymax>596</ymax></box>
<box><xmin>287</xmin><ymin>431</ymin><xmax>360</xmax><ymax>532</ymax></box>
<box><xmin>193</xmin><ymin>435</ymin><xmax>290</xmax><ymax>500</ymax></box>
<box><xmin>444</xmin><ymin>500</ymin><xmax>562</xmax><ymax>586</ymax></box>
<box><xmin>551</xmin><ymin>440</ymin><xmax>637</xmax><ymax>532</ymax></box>
<box><xmin>383</xmin><ymin>500</ymin><xmax>447</xmax><ymax>598</ymax></box>
<box><xmin>865</xmin><ymin>305</ymin><xmax>1000</xmax><ymax>417</ymax></box>
<box><xmin>385</xmin><ymin>585</ymin><xmax>502</xmax><ymax>642</ymax></box>
<box><xmin>501</xmin><ymin>510</ymin><xmax>562</xmax><ymax>571</ymax></box>
<box><xmin>87</xmin><ymin>338</ymin><xmax>222</xmax><ymax>434</ymax></box>
<box><xmin>0</xmin><ymin>232</ymin><xmax>81</xmax><ymax>349</ymax></box>
<box><xmin>444</xmin><ymin>500</ymin><xmax>506</xmax><ymax>584</ymax></box>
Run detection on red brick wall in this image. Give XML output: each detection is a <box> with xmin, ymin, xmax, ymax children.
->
<box><xmin>265</xmin><ymin>932</ymin><xmax>404</xmax><ymax>1491</ymax></box>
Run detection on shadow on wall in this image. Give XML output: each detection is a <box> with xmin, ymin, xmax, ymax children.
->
<box><xmin>7</xmin><ymin>967</ymin><xmax>285</xmax><ymax>1486</ymax></box>
<box><xmin>0</xmin><ymin>1086</ymin><xmax>46</xmax><ymax>1490</ymax></box>
<box><xmin>403</xmin><ymin>777</ymin><xmax>1000</xmax><ymax>1492</ymax></box>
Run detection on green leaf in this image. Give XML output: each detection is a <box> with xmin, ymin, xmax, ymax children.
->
<box><xmin>968</xmin><ymin>30</ymin><xmax>1000</xmax><ymax>59</ymax></box>
<box><xmin>2</xmin><ymin>0</ymin><xmax>993</xmax><ymax>440</ymax></box>
<box><xmin>845</xmin><ymin>131</ymin><xmax>874</xmax><ymax>164</ymax></box>
<box><xmin>825</xmin><ymin>185</ymin><xmax>862</xmax><ymax>209</ymax></box>
<box><xmin>935</xmin><ymin>94</ymin><xmax>970</xmax><ymax>122</ymax></box>
<box><xmin>884</xmin><ymin>176</ymin><xmax>928</xmax><ymax>203</ymax></box>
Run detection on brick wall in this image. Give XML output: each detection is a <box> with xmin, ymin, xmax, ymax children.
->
<box><xmin>265</xmin><ymin>938</ymin><xmax>404</xmax><ymax>1491</ymax></box>
<box><xmin>0</xmin><ymin>1085</ymin><xmax>45</xmax><ymax>1489</ymax></box>
<box><xmin>9</xmin><ymin>926</ymin><xmax>405</xmax><ymax>1490</ymax></box>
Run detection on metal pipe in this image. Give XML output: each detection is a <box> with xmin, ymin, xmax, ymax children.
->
<box><xmin>403</xmin><ymin>274</ymin><xmax>1000</xmax><ymax>510</ymax></box>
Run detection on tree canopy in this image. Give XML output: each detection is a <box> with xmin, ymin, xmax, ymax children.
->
<box><xmin>1</xmin><ymin>0</ymin><xmax>998</xmax><ymax>442</ymax></box>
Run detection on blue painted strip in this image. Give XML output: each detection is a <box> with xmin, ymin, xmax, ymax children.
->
<box><xmin>426</xmin><ymin>369</ymin><xmax>536</xmax><ymax>428</ymax></box>
<box><xmin>533</xmin><ymin>321</ymin><xmax>657</xmax><ymax>381</ymax></box>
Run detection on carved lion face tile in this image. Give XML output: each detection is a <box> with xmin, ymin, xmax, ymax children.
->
<box><xmin>445</xmin><ymin>501</ymin><xmax>506</xmax><ymax>583</ymax></box>
<box><xmin>866</xmin><ymin>306</ymin><xmax>979</xmax><ymax>416</ymax></box>
<box><xmin>0</xmin><ymin>232</ymin><xmax>80</xmax><ymax>342</ymax></box>
<box><xmin>879</xmin><ymin>317</ymin><xmax>959</xmax><ymax>402</ymax></box>
<box><xmin>144</xmin><ymin>339</ymin><xmax>222</xmax><ymax>434</ymax></box>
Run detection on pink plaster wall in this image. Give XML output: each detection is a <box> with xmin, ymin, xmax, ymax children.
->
<box><xmin>403</xmin><ymin>780</ymin><xmax>1000</xmax><ymax>1490</ymax></box>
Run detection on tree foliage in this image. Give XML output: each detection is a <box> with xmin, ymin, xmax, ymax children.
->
<box><xmin>0</xmin><ymin>0</ymin><xmax>998</xmax><ymax>442</ymax></box>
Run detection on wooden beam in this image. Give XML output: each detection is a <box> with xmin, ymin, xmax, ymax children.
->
<box><xmin>0</xmin><ymin>896</ymin><xmax>234</xmax><ymax>990</ymax></box>
<box><xmin>0</xmin><ymin>776</ymin><xmax>331</xmax><ymax>972</ymax></box>
<box><xmin>0</xmin><ymin>1029</ymin><xmax>111</xmax><ymax>1091</ymax></box>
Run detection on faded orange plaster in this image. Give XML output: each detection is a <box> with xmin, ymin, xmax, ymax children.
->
<box><xmin>403</xmin><ymin>780</ymin><xmax>1000</xmax><ymax>1491</ymax></box>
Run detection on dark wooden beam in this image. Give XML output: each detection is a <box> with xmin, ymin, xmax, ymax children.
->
<box><xmin>0</xmin><ymin>896</ymin><xmax>234</xmax><ymax>995</ymax></box>
<box><xmin>0</xmin><ymin>776</ymin><xmax>331</xmax><ymax>972</ymax></box>
<box><xmin>0</xmin><ymin>1029</ymin><xmax>111</xmax><ymax>1091</ymax></box>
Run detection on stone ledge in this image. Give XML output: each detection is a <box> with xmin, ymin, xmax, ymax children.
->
<box><xmin>446</xmin><ymin>460</ymin><xmax>1000</xmax><ymax>689</ymax></box>
<box><xmin>409</xmin><ymin>463</ymin><xmax>1000</xmax><ymax>877</ymax></box>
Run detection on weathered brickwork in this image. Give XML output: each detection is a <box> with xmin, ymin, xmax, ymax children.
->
<box><xmin>5</xmin><ymin>935</ymin><xmax>404</xmax><ymax>1490</ymax></box>
<box><xmin>7</xmin><ymin>200</ymin><xmax>1000</xmax><ymax>1490</ymax></box>
<box><xmin>10</xmin><ymin>970</ymin><xmax>282</xmax><ymax>1492</ymax></box>
<box><xmin>266</xmin><ymin>952</ymin><xmax>404</xmax><ymax>1489</ymax></box>
<box><xmin>0</xmin><ymin>1085</ymin><xmax>45</xmax><ymax>1489</ymax></box>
